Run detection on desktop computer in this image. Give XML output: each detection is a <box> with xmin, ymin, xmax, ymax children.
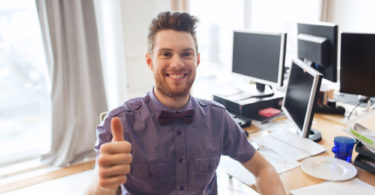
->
<box><xmin>214</xmin><ymin>30</ymin><xmax>286</xmax><ymax>121</ymax></box>
<box><xmin>340</xmin><ymin>33</ymin><xmax>375</xmax><ymax>104</ymax></box>
<box><xmin>281</xmin><ymin>59</ymin><xmax>323</xmax><ymax>142</ymax></box>
<box><xmin>297</xmin><ymin>22</ymin><xmax>346</xmax><ymax>115</ymax></box>
<box><xmin>297</xmin><ymin>22</ymin><xmax>338</xmax><ymax>82</ymax></box>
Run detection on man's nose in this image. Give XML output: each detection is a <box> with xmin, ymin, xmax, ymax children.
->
<box><xmin>170</xmin><ymin>56</ymin><xmax>184</xmax><ymax>68</ymax></box>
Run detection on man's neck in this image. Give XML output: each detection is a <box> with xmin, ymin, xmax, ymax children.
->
<box><xmin>153</xmin><ymin>88</ymin><xmax>190</xmax><ymax>110</ymax></box>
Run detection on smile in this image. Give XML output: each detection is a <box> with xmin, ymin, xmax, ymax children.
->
<box><xmin>166</xmin><ymin>73</ymin><xmax>187</xmax><ymax>79</ymax></box>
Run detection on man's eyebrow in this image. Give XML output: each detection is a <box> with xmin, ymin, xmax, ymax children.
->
<box><xmin>158</xmin><ymin>48</ymin><xmax>195</xmax><ymax>53</ymax></box>
<box><xmin>158</xmin><ymin>48</ymin><xmax>172</xmax><ymax>52</ymax></box>
<box><xmin>182</xmin><ymin>48</ymin><xmax>195</xmax><ymax>52</ymax></box>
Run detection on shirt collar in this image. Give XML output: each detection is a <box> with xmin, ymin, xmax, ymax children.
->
<box><xmin>148</xmin><ymin>87</ymin><xmax>194</xmax><ymax>112</ymax></box>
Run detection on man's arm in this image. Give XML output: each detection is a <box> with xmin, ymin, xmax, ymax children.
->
<box><xmin>242</xmin><ymin>151</ymin><xmax>287</xmax><ymax>195</ymax></box>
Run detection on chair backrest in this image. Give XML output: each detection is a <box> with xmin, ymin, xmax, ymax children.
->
<box><xmin>99</xmin><ymin>111</ymin><xmax>108</xmax><ymax>123</ymax></box>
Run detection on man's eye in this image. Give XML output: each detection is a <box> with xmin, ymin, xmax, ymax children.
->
<box><xmin>183</xmin><ymin>52</ymin><xmax>193</xmax><ymax>57</ymax></box>
<box><xmin>162</xmin><ymin>52</ymin><xmax>171</xmax><ymax>57</ymax></box>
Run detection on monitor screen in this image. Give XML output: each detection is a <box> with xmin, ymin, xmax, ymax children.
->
<box><xmin>298</xmin><ymin>22</ymin><xmax>338</xmax><ymax>82</ymax></box>
<box><xmin>282</xmin><ymin>59</ymin><xmax>322</xmax><ymax>141</ymax></box>
<box><xmin>340</xmin><ymin>33</ymin><xmax>375</xmax><ymax>98</ymax></box>
<box><xmin>232</xmin><ymin>31</ymin><xmax>286</xmax><ymax>87</ymax></box>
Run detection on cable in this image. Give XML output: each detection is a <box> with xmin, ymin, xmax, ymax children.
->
<box><xmin>347</xmin><ymin>101</ymin><xmax>363</xmax><ymax>120</ymax></box>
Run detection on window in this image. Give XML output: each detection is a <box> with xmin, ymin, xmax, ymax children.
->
<box><xmin>189</xmin><ymin>0</ymin><xmax>246</xmax><ymax>99</ymax></box>
<box><xmin>0</xmin><ymin>0</ymin><xmax>50</xmax><ymax>165</ymax></box>
<box><xmin>190</xmin><ymin>0</ymin><xmax>245</xmax><ymax>76</ymax></box>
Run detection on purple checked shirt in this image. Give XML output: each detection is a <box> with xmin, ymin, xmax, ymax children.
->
<box><xmin>95</xmin><ymin>90</ymin><xmax>256</xmax><ymax>195</ymax></box>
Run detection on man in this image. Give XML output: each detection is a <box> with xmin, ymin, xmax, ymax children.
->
<box><xmin>86</xmin><ymin>11</ymin><xmax>286</xmax><ymax>195</ymax></box>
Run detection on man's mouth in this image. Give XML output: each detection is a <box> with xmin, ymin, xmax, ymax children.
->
<box><xmin>166</xmin><ymin>73</ymin><xmax>188</xmax><ymax>80</ymax></box>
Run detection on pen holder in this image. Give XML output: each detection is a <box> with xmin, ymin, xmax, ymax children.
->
<box><xmin>332</xmin><ymin>136</ymin><xmax>356</xmax><ymax>163</ymax></box>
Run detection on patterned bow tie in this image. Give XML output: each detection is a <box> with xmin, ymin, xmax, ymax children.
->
<box><xmin>158</xmin><ymin>110</ymin><xmax>195</xmax><ymax>125</ymax></box>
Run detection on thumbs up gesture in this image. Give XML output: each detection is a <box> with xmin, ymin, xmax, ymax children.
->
<box><xmin>111</xmin><ymin>117</ymin><xmax>126</xmax><ymax>142</ymax></box>
<box><xmin>97</xmin><ymin>117</ymin><xmax>132</xmax><ymax>191</ymax></box>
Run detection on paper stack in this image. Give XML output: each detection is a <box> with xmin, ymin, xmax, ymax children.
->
<box><xmin>348</xmin><ymin>111</ymin><xmax>375</xmax><ymax>174</ymax></box>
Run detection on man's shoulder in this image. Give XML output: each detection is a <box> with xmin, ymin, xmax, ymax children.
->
<box><xmin>194</xmin><ymin>97</ymin><xmax>226</xmax><ymax>110</ymax></box>
<box><xmin>107</xmin><ymin>97</ymin><xmax>145</xmax><ymax>117</ymax></box>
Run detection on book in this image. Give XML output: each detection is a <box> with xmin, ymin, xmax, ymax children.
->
<box><xmin>348</xmin><ymin>111</ymin><xmax>375</xmax><ymax>152</ymax></box>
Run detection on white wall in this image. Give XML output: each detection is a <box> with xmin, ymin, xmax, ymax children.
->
<box><xmin>329</xmin><ymin>0</ymin><xmax>375</xmax><ymax>33</ymax></box>
<box><xmin>121</xmin><ymin>0</ymin><xmax>171</xmax><ymax>98</ymax></box>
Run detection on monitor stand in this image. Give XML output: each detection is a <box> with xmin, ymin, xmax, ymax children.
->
<box><xmin>256</xmin><ymin>83</ymin><xmax>266</xmax><ymax>92</ymax></box>
<box><xmin>308</xmin><ymin>129</ymin><xmax>322</xmax><ymax>142</ymax></box>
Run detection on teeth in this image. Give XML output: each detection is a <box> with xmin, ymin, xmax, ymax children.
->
<box><xmin>170</xmin><ymin>74</ymin><xmax>184</xmax><ymax>79</ymax></box>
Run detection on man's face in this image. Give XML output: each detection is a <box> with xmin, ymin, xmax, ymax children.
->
<box><xmin>146</xmin><ymin>30</ymin><xmax>200</xmax><ymax>98</ymax></box>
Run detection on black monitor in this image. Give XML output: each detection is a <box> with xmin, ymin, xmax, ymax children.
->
<box><xmin>297</xmin><ymin>22</ymin><xmax>338</xmax><ymax>82</ymax></box>
<box><xmin>282</xmin><ymin>59</ymin><xmax>323</xmax><ymax>142</ymax></box>
<box><xmin>232</xmin><ymin>30</ymin><xmax>286</xmax><ymax>97</ymax></box>
<box><xmin>340</xmin><ymin>33</ymin><xmax>375</xmax><ymax>100</ymax></box>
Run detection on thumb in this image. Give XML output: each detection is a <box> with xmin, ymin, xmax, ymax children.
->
<box><xmin>111</xmin><ymin>117</ymin><xmax>124</xmax><ymax>142</ymax></box>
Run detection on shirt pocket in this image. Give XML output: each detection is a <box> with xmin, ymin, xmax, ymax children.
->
<box><xmin>126</xmin><ymin>162</ymin><xmax>169</xmax><ymax>195</ymax></box>
<box><xmin>133</xmin><ymin>163</ymin><xmax>168</xmax><ymax>178</ymax></box>
<box><xmin>193</xmin><ymin>156</ymin><xmax>220</xmax><ymax>189</ymax></box>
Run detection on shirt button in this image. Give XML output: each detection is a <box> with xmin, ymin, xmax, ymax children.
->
<box><xmin>180</xmin><ymin>185</ymin><xmax>184</xmax><ymax>190</ymax></box>
<box><xmin>177</xmin><ymin>131</ymin><xmax>181</xmax><ymax>135</ymax></box>
<box><xmin>179</xmin><ymin>158</ymin><xmax>183</xmax><ymax>163</ymax></box>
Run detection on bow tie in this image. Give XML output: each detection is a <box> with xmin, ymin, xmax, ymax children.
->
<box><xmin>158</xmin><ymin>110</ymin><xmax>195</xmax><ymax>125</ymax></box>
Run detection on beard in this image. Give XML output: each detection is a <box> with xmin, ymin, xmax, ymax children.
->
<box><xmin>154</xmin><ymin>68</ymin><xmax>196</xmax><ymax>98</ymax></box>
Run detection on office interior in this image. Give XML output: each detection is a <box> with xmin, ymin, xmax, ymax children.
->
<box><xmin>1</xmin><ymin>0</ymin><xmax>375</xmax><ymax>194</ymax></box>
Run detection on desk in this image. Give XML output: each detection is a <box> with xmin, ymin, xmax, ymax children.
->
<box><xmin>244</xmin><ymin>113</ymin><xmax>375</xmax><ymax>192</ymax></box>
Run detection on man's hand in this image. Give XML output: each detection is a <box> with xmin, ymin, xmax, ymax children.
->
<box><xmin>97</xmin><ymin>117</ymin><xmax>132</xmax><ymax>191</ymax></box>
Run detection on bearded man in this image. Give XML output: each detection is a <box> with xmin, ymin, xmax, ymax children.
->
<box><xmin>86</xmin><ymin>11</ymin><xmax>286</xmax><ymax>195</ymax></box>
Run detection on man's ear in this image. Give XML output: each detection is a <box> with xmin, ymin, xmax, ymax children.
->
<box><xmin>196</xmin><ymin>53</ymin><xmax>200</xmax><ymax>68</ymax></box>
<box><xmin>146</xmin><ymin>53</ymin><xmax>153</xmax><ymax>70</ymax></box>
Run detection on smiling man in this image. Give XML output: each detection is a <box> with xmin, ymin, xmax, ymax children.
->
<box><xmin>146</xmin><ymin>28</ymin><xmax>198</xmax><ymax>109</ymax></box>
<box><xmin>86</xmin><ymin>11</ymin><xmax>286</xmax><ymax>195</ymax></box>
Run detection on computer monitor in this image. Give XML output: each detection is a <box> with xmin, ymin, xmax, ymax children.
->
<box><xmin>232</xmin><ymin>30</ymin><xmax>286</xmax><ymax>96</ymax></box>
<box><xmin>282</xmin><ymin>59</ymin><xmax>323</xmax><ymax>142</ymax></box>
<box><xmin>297</xmin><ymin>22</ymin><xmax>338</xmax><ymax>82</ymax></box>
<box><xmin>340</xmin><ymin>33</ymin><xmax>375</xmax><ymax>100</ymax></box>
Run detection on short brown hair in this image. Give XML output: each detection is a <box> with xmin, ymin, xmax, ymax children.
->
<box><xmin>148</xmin><ymin>11</ymin><xmax>199</xmax><ymax>54</ymax></box>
